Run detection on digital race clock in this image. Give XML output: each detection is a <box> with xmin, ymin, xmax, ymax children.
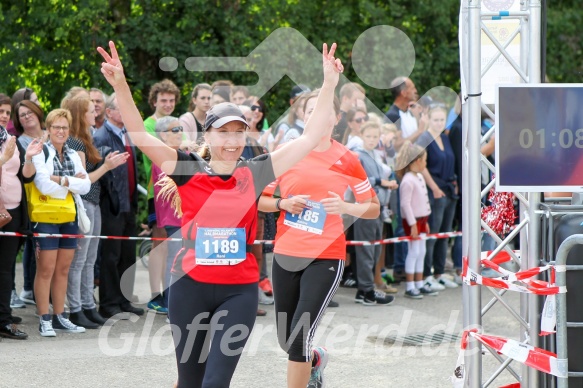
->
<box><xmin>496</xmin><ymin>85</ymin><xmax>583</xmax><ymax>191</ymax></box>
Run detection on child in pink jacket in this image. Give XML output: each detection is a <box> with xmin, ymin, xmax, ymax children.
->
<box><xmin>397</xmin><ymin>141</ymin><xmax>438</xmax><ymax>299</ymax></box>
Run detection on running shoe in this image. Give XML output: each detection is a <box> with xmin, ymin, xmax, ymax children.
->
<box><xmin>424</xmin><ymin>276</ymin><xmax>446</xmax><ymax>291</ymax></box>
<box><xmin>404</xmin><ymin>289</ymin><xmax>423</xmax><ymax>299</ymax></box>
<box><xmin>147</xmin><ymin>298</ymin><xmax>168</xmax><ymax>315</ymax></box>
<box><xmin>419</xmin><ymin>285</ymin><xmax>439</xmax><ymax>296</ymax></box>
<box><xmin>307</xmin><ymin>347</ymin><xmax>329</xmax><ymax>388</ymax></box>
<box><xmin>10</xmin><ymin>290</ymin><xmax>25</xmax><ymax>309</ymax></box>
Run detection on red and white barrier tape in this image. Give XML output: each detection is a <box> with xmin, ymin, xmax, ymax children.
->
<box><xmin>0</xmin><ymin>230</ymin><xmax>462</xmax><ymax>245</ymax></box>
<box><xmin>451</xmin><ymin>329</ymin><xmax>568</xmax><ymax>387</ymax></box>
<box><xmin>473</xmin><ymin>331</ymin><xmax>566</xmax><ymax>378</ymax></box>
<box><xmin>463</xmin><ymin>252</ymin><xmax>567</xmax><ymax>336</ymax></box>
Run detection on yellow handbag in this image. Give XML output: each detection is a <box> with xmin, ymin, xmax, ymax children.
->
<box><xmin>25</xmin><ymin>182</ymin><xmax>76</xmax><ymax>224</ymax></box>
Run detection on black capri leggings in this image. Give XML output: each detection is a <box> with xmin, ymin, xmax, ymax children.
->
<box><xmin>272</xmin><ymin>255</ymin><xmax>344</xmax><ymax>363</ymax></box>
<box><xmin>168</xmin><ymin>274</ymin><xmax>258</xmax><ymax>388</ymax></box>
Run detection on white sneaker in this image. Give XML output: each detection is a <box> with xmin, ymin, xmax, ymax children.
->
<box><xmin>425</xmin><ymin>276</ymin><xmax>446</xmax><ymax>291</ymax></box>
<box><xmin>436</xmin><ymin>276</ymin><xmax>459</xmax><ymax>289</ymax></box>
<box><xmin>39</xmin><ymin>317</ymin><xmax>56</xmax><ymax>337</ymax></box>
<box><xmin>52</xmin><ymin>313</ymin><xmax>86</xmax><ymax>333</ymax></box>
<box><xmin>258</xmin><ymin>287</ymin><xmax>274</xmax><ymax>305</ymax></box>
<box><xmin>19</xmin><ymin>289</ymin><xmax>36</xmax><ymax>305</ymax></box>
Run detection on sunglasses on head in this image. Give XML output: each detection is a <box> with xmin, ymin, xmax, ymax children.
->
<box><xmin>354</xmin><ymin>116</ymin><xmax>369</xmax><ymax>124</ymax></box>
<box><xmin>164</xmin><ymin>126</ymin><xmax>183</xmax><ymax>133</ymax></box>
<box><xmin>250</xmin><ymin>105</ymin><xmax>262</xmax><ymax>112</ymax></box>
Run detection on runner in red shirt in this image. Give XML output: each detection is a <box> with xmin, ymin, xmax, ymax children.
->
<box><xmin>259</xmin><ymin>90</ymin><xmax>384</xmax><ymax>388</ymax></box>
<box><xmin>98</xmin><ymin>40</ymin><xmax>344</xmax><ymax>388</ymax></box>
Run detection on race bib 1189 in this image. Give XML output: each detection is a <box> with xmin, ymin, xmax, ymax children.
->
<box><xmin>195</xmin><ymin>227</ymin><xmax>247</xmax><ymax>265</ymax></box>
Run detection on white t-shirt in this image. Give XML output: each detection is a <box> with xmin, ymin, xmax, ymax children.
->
<box><xmin>399</xmin><ymin>110</ymin><xmax>418</xmax><ymax>139</ymax></box>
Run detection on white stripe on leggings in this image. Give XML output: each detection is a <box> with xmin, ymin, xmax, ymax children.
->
<box><xmin>303</xmin><ymin>260</ymin><xmax>345</xmax><ymax>362</ymax></box>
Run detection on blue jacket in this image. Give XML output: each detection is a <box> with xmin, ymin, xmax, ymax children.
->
<box><xmin>93</xmin><ymin>120</ymin><xmax>138</xmax><ymax>214</ymax></box>
<box><xmin>356</xmin><ymin>148</ymin><xmax>388</xmax><ymax>205</ymax></box>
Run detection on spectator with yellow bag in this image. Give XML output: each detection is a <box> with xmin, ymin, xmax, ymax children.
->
<box><xmin>29</xmin><ymin>108</ymin><xmax>91</xmax><ymax>337</ymax></box>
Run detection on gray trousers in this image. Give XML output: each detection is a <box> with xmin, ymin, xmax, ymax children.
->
<box><xmin>67</xmin><ymin>200</ymin><xmax>101</xmax><ymax>313</ymax></box>
<box><xmin>354</xmin><ymin>216</ymin><xmax>383</xmax><ymax>293</ymax></box>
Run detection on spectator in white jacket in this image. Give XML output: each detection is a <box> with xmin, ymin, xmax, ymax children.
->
<box><xmin>31</xmin><ymin>108</ymin><xmax>90</xmax><ymax>338</ymax></box>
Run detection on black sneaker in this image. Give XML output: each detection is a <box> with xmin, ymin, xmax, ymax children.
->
<box><xmin>52</xmin><ymin>313</ymin><xmax>86</xmax><ymax>333</ymax></box>
<box><xmin>342</xmin><ymin>277</ymin><xmax>358</xmax><ymax>288</ymax></box>
<box><xmin>356</xmin><ymin>290</ymin><xmax>394</xmax><ymax>306</ymax></box>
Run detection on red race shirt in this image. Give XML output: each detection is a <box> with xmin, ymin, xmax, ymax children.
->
<box><xmin>169</xmin><ymin>151</ymin><xmax>275</xmax><ymax>284</ymax></box>
<box><xmin>263</xmin><ymin>140</ymin><xmax>375</xmax><ymax>259</ymax></box>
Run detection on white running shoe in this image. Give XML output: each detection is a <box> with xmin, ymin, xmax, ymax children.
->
<box><xmin>425</xmin><ymin>276</ymin><xmax>446</xmax><ymax>291</ymax></box>
<box><xmin>437</xmin><ymin>276</ymin><xmax>459</xmax><ymax>289</ymax></box>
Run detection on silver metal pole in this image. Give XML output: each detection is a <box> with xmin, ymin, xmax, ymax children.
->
<box><xmin>554</xmin><ymin>235</ymin><xmax>583</xmax><ymax>388</ymax></box>
<box><xmin>466</xmin><ymin>1</ymin><xmax>483</xmax><ymax>386</ymax></box>
<box><xmin>519</xmin><ymin>2</ymin><xmax>531</xmax><ymax>386</ymax></box>
<box><xmin>527</xmin><ymin>1</ymin><xmax>542</xmax><ymax>386</ymax></box>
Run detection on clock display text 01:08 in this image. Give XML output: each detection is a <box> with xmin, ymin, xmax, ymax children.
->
<box><xmin>519</xmin><ymin>128</ymin><xmax>583</xmax><ymax>149</ymax></box>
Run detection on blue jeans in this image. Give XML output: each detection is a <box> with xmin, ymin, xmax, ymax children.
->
<box><xmin>424</xmin><ymin>195</ymin><xmax>458</xmax><ymax>277</ymax></box>
<box><xmin>393</xmin><ymin>187</ymin><xmax>408</xmax><ymax>273</ymax></box>
<box><xmin>67</xmin><ymin>200</ymin><xmax>101</xmax><ymax>313</ymax></box>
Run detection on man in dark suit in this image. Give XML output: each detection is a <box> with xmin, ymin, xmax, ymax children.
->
<box><xmin>94</xmin><ymin>92</ymin><xmax>143</xmax><ymax>318</ymax></box>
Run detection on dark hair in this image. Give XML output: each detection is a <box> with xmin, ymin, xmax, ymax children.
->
<box><xmin>13</xmin><ymin>100</ymin><xmax>44</xmax><ymax>135</ymax></box>
<box><xmin>148</xmin><ymin>79</ymin><xmax>180</xmax><ymax>110</ymax></box>
<box><xmin>390</xmin><ymin>77</ymin><xmax>408</xmax><ymax>100</ymax></box>
<box><xmin>12</xmin><ymin>87</ymin><xmax>35</xmax><ymax>105</ymax></box>
<box><xmin>342</xmin><ymin>107</ymin><xmax>368</xmax><ymax>144</ymax></box>
<box><xmin>244</xmin><ymin>98</ymin><xmax>267</xmax><ymax>131</ymax></box>
<box><xmin>346</xmin><ymin>107</ymin><xmax>367</xmax><ymax>123</ymax></box>
<box><xmin>188</xmin><ymin>83</ymin><xmax>212</xmax><ymax>111</ymax></box>
<box><xmin>212</xmin><ymin>86</ymin><xmax>231</xmax><ymax>103</ymax></box>
<box><xmin>0</xmin><ymin>93</ymin><xmax>11</xmax><ymax>107</ymax></box>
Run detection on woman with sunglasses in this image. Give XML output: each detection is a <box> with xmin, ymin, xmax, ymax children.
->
<box><xmin>259</xmin><ymin>89</ymin><xmax>385</xmax><ymax>388</ymax></box>
<box><xmin>245</xmin><ymin>98</ymin><xmax>276</xmax><ymax>151</ymax></box>
<box><xmin>61</xmin><ymin>95</ymin><xmax>129</xmax><ymax>329</ymax></box>
<box><xmin>31</xmin><ymin>108</ymin><xmax>91</xmax><ymax>337</ymax></box>
<box><xmin>98</xmin><ymin>40</ymin><xmax>343</xmax><ymax>388</ymax></box>
<box><xmin>341</xmin><ymin>107</ymin><xmax>368</xmax><ymax>150</ymax></box>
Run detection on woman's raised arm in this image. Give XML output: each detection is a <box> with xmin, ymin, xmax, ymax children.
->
<box><xmin>97</xmin><ymin>41</ymin><xmax>177</xmax><ymax>175</ymax></box>
<box><xmin>270</xmin><ymin>43</ymin><xmax>343</xmax><ymax>178</ymax></box>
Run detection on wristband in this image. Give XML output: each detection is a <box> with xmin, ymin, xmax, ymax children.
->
<box><xmin>60</xmin><ymin>176</ymin><xmax>66</xmax><ymax>186</ymax></box>
<box><xmin>275</xmin><ymin>198</ymin><xmax>282</xmax><ymax>211</ymax></box>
